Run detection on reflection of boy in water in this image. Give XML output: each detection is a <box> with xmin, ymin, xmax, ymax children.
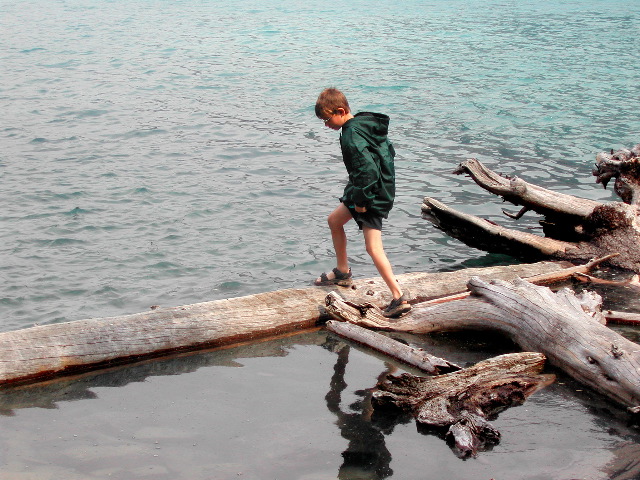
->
<box><xmin>323</xmin><ymin>339</ymin><xmax>394</xmax><ymax>479</ymax></box>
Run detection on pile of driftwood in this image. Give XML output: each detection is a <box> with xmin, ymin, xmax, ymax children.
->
<box><xmin>324</xmin><ymin>269</ymin><xmax>640</xmax><ymax>456</ymax></box>
<box><xmin>0</xmin><ymin>261</ymin><xmax>580</xmax><ymax>386</ymax></box>
<box><xmin>422</xmin><ymin>144</ymin><xmax>640</xmax><ymax>272</ymax></box>
<box><xmin>4</xmin><ymin>255</ymin><xmax>638</xmax><ymax>456</ymax></box>
<box><xmin>323</xmin><ymin>144</ymin><xmax>640</xmax><ymax>456</ymax></box>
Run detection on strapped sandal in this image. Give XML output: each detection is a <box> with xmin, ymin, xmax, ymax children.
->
<box><xmin>383</xmin><ymin>294</ymin><xmax>411</xmax><ymax>318</ymax></box>
<box><xmin>314</xmin><ymin>267</ymin><xmax>353</xmax><ymax>287</ymax></box>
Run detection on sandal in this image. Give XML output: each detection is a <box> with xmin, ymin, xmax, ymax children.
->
<box><xmin>314</xmin><ymin>267</ymin><xmax>353</xmax><ymax>287</ymax></box>
<box><xmin>383</xmin><ymin>294</ymin><xmax>411</xmax><ymax>318</ymax></box>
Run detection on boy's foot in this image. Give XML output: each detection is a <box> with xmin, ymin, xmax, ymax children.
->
<box><xmin>314</xmin><ymin>268</ymin><xmax>353</xmax><ymax>287</ymax></box>
<box><xmin>383</xmin><ymin>294</ymin><xmax>411</xmax><ymax>318</ymax></box>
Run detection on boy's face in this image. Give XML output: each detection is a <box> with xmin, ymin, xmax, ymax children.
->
<box><xmin>321</xmin><ymin>108</ymin><xmax>352</xmax><ymax>131</ymax></box>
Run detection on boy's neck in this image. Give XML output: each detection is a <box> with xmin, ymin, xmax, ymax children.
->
<box><xmin>337</xmin><ymin>113</ymin><xmax>354</xmax><ymax>129</ymax></box>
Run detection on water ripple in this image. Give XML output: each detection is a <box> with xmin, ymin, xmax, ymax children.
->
<box><xmin>1</xmin><ymin>0</ymin><xmax>638</xmax><ymax>330</ymax></box>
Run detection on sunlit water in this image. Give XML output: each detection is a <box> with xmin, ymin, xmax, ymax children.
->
<box><xmin>1</xmin><ymin>1</ymin><xmax>640</xmax><ymax>478</ymax></box>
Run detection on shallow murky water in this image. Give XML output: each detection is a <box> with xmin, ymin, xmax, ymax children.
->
<box><xmin>1</xmin><ymin>329</ymin><xmax>638</xmax><ymax>480</ymax></box>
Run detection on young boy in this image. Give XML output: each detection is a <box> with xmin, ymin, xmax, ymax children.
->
<box><xmin>313</xmin><ymin>87</ymin><xmax>410</xmax><ymax>318</ymax></box>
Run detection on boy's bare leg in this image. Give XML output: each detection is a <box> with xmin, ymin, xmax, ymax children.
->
<box><xmin>362</xmin><ymin>226</ymin><xmax>404</xmax><ymax>300</ymax></box>
<box><xmin>317</xmin><ymin>203</ymin><xmax>352</xmax><ymax>282</ymax></box>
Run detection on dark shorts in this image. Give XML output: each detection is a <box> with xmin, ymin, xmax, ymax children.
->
<box><xmin>347</xmin><ymin>206</ymin><xmax>383</xmax><ymax>231</ymax></box>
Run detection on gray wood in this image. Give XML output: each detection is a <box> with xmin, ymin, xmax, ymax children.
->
<box><xmin>422</xmin><ymin>148</ymin><xmax>640</xmax><ymax>272</ymax></box>
<box><xmin>325</xmin><ymin>277</ymin><xmax>640</xmax><ymax>410</ymax></box>
<box><xmin>373</xmin><ymin>351</ymin><xmax>552</xmax><ymax>458</ymax></box>
<box><xmin>0</xmin><ymin>261</ymin><xmax>570</xmax><ymax>385</ymax></box>
<box><xmin>326</xmin><ymin>320</ymin><xmax>460</xmax><ymax>374</ymax></box>
<box><xmin>327</xmin><ymin>318</ymin><xmax>552</xmax><ymax>457</ymax></box>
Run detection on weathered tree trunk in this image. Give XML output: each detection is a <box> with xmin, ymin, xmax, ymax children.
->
<box><xmin>421</xmin><ymin>145</ymin><xmax>640</xmax><ymax>272</ymax></box>
<box><xmin>373</xmin><ymin>352</ymin><xmax>553</xmax><ymax>458</ymax></box>
<box><xmin>325</xmin><ymin>277</ymin><xmax>640</xmax><ymax>410</ymax></box>
<box><xmin>326</xmin><ymin>320</ymin><xmax>553</xmax><ymax>458</ymax></box>
<box><xmin>0</xmin><ymin>261</ymin><xmax>571</xmax><ymax>386</ymax></box>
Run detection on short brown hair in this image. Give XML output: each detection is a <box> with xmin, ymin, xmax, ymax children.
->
<box><xmin>315</xmin><ymin>88</ymin><xmax>351</xmax><ymax>119</ymax></box>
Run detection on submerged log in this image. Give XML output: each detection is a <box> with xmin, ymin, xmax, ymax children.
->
<box><xmin>0</xmin><ymin>261</ymin><xmax>571</xmax><ymax>386</ymax></box>
<box><xmin>373</xmin><ymin>352</ymin><xmax>553</xmax><ymax>458</ymax></box>
<box><xmin>326</xmin><ymin>320</ymin><xmax>460</xmax><ymax>374</ymax></box>
<box><xmin>421</xmin><ymin>145</ymin><xmax>640</xmax><ymax>272</ymax></box>
<box><xmin>326</xmin><ymin>320</ymin><xmax>552</xmax><ymax>458</ymax></box>
<box><xmin>325</xmin><ymin>277</ymin><xmax>640</xmax><ymax>410</ymax></box>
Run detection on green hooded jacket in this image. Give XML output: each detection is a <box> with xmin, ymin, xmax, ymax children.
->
<box><xmin>339</xmin><ymin>112</ymin><xmax>396</xmax><ymax>218</ymax></box>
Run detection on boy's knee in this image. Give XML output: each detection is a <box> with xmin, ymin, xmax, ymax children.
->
<box><xmin>327</xmin><ymin>211</ymin><xmax>345</xmax><ymax>230</ymax></box>
<box><xmin>365</xmin><ymin>242</ymin><xmax>383</xmax><ymax>258</ymax></box>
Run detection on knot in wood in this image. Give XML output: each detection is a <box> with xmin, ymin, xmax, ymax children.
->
<box><xmin>611</xmin><ymin>344</ymin><xmax>624</xmax><ymax>359</ymax></box>
<box><xmin>509</xmin><ymin>176</ymin><xmax>527</xmax><ymax>195</ymax></box>
<box><xmin>325</xmin><ymin>295</ymin><xmax>335</xmax><ymax>307</ymax></box>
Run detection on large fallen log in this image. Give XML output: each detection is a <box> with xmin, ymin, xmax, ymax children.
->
<box><xmin>0</xmin><ymin>261</ymin><xmax>572</xmax><ymax>386</ymax></box>
<box><xmin>326</xmin><ymin>320</ymin><xmax>553</xmax><ymax>458</ymax></box>
<box><xmin>324</xmin><ymin>277</ymin><xmax>640</xmax><ymax>411</ymax></box>
<box><xmin>421</xmin><ymin>145</ymin><xmax>640</xmax><ymax>272</ymax></box>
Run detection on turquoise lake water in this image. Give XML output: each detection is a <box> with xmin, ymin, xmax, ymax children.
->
<box><xmin>2</xmin><ymin>0</ymin><xmax>639</xmax><ymax>331</ymax></box>
<box><xmin>2</xmin><ymin>1</ymin><xmax>640</xmax><ymax>479</ymax></box>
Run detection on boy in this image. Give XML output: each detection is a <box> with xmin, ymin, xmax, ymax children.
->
<box><xmin>313</xmin><ymin>88</ymin><xmax>410</xmax><ymax>318</ymax></box>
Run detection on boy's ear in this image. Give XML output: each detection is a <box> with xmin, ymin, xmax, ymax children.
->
<box><xmin>336</xmin><ymin>107</ymin><xmax>347</xmax><ymax>116</ymax></box>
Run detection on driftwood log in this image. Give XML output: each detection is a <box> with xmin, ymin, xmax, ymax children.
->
<box><xmin>326</xmin><ymin>320</ymin><xmax>460</xmax><ymax>375</ymax></box>
<box><xmin>325</xmin><ymin>277</ymin><xmax>640</xmax><ymax>411</ymax></box>
<box><xmin>0</xmin><ymin>261</ymin><xmax>573</xmax><ymax>386</ymax></box>
<box><xmin>374</xmin><ymin>352</ymin><xmax>552</xmax><ymax>458</ymax></box>
<box><xmin>326</xmin><ymin>320</ymin><xmax>553</xmax><ymax>457</ymax></box>
<box><xmin>421</xmin><ymin>144</ymin><xmax>640</xmax><ymax>272</ymax></box>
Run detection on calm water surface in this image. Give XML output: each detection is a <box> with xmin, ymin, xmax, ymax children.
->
<box><xmin>1</xmin><ymin>0</ymin><xmax>639</xmax><ymax>478</ymax></box>
<box><xmin>1</xmin><ymin>330</ymin><xmax>639</xmax><ymax>480</ymax></box>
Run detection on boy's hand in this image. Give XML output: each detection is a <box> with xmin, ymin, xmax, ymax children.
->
<box><xmin>355</xmin><ymin>205</ymin><xmax>367</xmax><ymax>213</ymax></box>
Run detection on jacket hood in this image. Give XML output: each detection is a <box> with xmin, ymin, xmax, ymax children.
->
<box><xmin>346</xmin><ymin>112</ymin><xmax>390</xmax><ymax>141</ymax></box>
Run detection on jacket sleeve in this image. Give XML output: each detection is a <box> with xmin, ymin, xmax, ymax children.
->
<box><xmin>344</xmin><ymin>140</ymin><xmax>380</xmax><ymax>209</ymax></box>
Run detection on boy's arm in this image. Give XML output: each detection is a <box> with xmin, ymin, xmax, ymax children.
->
<box><xmin>346</xmin><ymin>143</ymin><xmax>380</xmax><ymax>210</ymax></box>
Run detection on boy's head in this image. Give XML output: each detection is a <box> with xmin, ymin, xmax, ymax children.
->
<box><xmin>315</xmin><ymin>88</ymin><xmax>353</xmax><ymax>130</ymax></box>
